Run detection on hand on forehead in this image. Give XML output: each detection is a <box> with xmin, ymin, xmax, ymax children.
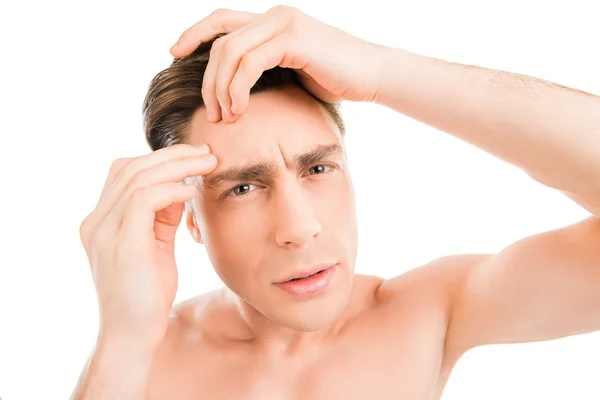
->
<box><xmin>187</xmin><ymin>86</ymin><xmax>343</xmax><ymax>170</ymax></box>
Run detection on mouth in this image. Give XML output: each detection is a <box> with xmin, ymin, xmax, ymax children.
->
<box><xmin>288</xmin><ymin>270</ymin><xmax>322</xmax><ymax>281</ymax></box>
<box><xmin>275</xmin><ymin>263</ymin><xmax>336</xmax><ymax>284</ymax></box>
<box><xmin>273</xmin><ymin>264</ymin><xmax>337</xmax><ymax>297</ymax></box>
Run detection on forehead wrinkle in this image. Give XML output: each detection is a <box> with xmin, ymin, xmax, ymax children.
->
<box><xmin>203</xmin><ymin>158</ymin><xmax>277</xmax><ymax>189</ymax></box>
<box><xmin>293</xmin><ymin>143</ymin><xmax>343</xmax><ymax>169</ymax></box>
<box><xmin>203</xmin><ymin>143</ymin><xmax>344</xmax><ymax>189</ymax></box>
<box><xmin>277</xmin><ymin>141</ymin><xmax>291</xmax><ymax>170</ymax></box>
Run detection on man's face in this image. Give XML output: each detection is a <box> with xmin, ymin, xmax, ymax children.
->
<box><xmin>185</xmin><ymin>84</ymin><xmax>358</xmax><ymax>332</ymax></box>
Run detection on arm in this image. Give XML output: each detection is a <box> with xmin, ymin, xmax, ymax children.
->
<box><xmin>443</xmin><ymin>215</ymin><xmax>600</xmax><ymax>357</ymax></box>
<box><xmin>374</xmin><ymin>48</ymin><xmax>600</xmax><ymax>217</ymax></box>
<box><xmin>70</xmin><ymin>338</ymin><xmax>156</xmax><ymax>400</ymax></box>
<box><xmin>372</xmin><ymin>48</ymin><xmax>600</xmax><ymax>355</ymax></box>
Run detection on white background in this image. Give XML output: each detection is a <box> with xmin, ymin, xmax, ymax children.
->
<box><xmin>1</xmin><ymin>0</ymin><xmax>599</xmax><ymax>399</ymax></box>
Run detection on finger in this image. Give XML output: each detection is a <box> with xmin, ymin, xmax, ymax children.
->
<box><xmin>97</xmin><ymin>145</ymin><xmax>209</xmax><ymax>215</ymax></box>
<box><xmin>98</xmin><ymin>144</ymin><xmax>208</xmax><ymax>205</ymax></box>
<box><xmin>103</xmin><ymin>154</ymin><xmax>217</xmax><ymax>235</ymax></box>
<box><xmin>96</xmin><ymin>157</ymin><xmax>134</xmax><ymax>207</ymax></box>
<box><xmin>117</xmin><ymin>182</ymin><xmax>199</xmax><ymax>251</ymax></box>
<box><xmin>214</xmin><ymin>12</ymin><xmax>288</xmax><ymax>120</ymax></box>
<box><xmin>170</xmin><ymin>9</ymin><xmax>259</xmax><ymax>58</ymax></box>
<box><xmin>86</xmin><ymin>144</ymin><xmax>210</xmax><ymax>234</ymax></box>
<box><xmin>153</xmin><ymin>197</ymin><xmax>188</xmax><ymax>251</ymax></box>
<box><xmin>105</xmin><ymin>154</ymin><xmax>217</xmax><ymax>230</ymax></box>
<box><xmin>230</xmin><ymin>34</ymin><xmax>298</xmax><ymax>116</ymax></box>
<box><xmin>202</xmin><ymin>36</ymin><xmax>225</xmax><ymax>122</ymax></box>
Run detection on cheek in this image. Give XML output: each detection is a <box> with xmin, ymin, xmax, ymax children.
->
<box><xmin>315</xmin><ymin>175</ymin><xmax>356</xmax><ymax>224</ymax></box>
<box><xmin>202</xmin><ymin>201</ymin><xmax>264</xmax><ymax>247</ymax></box>
<box><xmin>319</xmin><ymin>178</ymin><xmax>358</xmax><ymax>255</ymax></box>
<box><xmin>197</xmin><ymin>201</ymin><xmax>263</xmax><ymax>282</ymax></box>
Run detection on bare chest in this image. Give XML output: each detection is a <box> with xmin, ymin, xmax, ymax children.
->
<box><xmin>149</xmin><ymin>335</ymin><xmax>450</xmax><ymax>400</ymax></box>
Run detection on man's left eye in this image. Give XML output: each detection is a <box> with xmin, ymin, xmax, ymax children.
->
<box><xmin>308</xmin><ymin>164</ymin><xmax>333</xmax><ymax>175</ymax></box>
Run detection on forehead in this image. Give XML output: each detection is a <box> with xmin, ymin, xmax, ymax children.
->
<box><xmin>187</xmin><ymin>85</ymin><xmax>343</xmax><ymax>169</ymax></box>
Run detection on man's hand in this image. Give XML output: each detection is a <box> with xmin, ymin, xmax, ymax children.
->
<box><xmin>170</xmin><ymin>5</ymin><xmax>387</xmax><ymax>123</ymax></box>
<box><xmin>73</xmin><ymin>144</ymin><xmax>217</xmax><ymax>399</ymax></box>
<box><xmin>79</xmin><ymin>144</ymin><xmax>217</xmax><ymax>346</ymax></box>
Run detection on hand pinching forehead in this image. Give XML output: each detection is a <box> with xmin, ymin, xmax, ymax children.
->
<box><xmin>78</xmin><ymin>141</ymin><xmax>218</xmax><ymax>349</ymax></box>
<box><xmin>169</xmin><ymin>6</ymin><xmax>383</xmax><ymax>124</ymax></box>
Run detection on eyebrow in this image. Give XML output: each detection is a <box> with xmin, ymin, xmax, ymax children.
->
<box><xmin>204</xmin><ymin>143</ymin><xmax>344</xmax><ymax>189</ymax></box>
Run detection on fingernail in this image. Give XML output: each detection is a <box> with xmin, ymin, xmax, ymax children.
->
<box><xmin>204</xmin><ymin>154</ymin><xmax>217</xmax><ymax>163</ymax></box>
<box><xmin>195</xmin><ymin>144</ymin><xmax>209</xmax><ymax>152</ymax></box>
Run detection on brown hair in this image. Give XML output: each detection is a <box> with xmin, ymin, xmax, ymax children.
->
<box><xmin>142</xmin><ymin>34</ymin><xmax>345</xmax><ymax>152</ymax></box>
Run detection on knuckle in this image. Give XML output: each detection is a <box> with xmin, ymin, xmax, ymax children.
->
<box><xmin>272</xmin><ymin>5</ymin><xmax>298</xmax><ymax>16</ymax></box>
<box><xmin>120</xmin><ymin>159</ymin><xmax>140</xmax><ymax>180</ymax></box>
<box><xmin>79</xmin><ymin>218</ymin><xmax>91</xmax><ymax>242</ymax></box>
<box><xmin>212</xmin><ymin>8</ymin><xmax>230</xmax><ymax>17</ymax></box>
<box><xmin>269</xmin><ymin>5</ymin><xmax>287</xmax><ymax>13</ymax></box>
<box><xmin>109</xmin><ymin>158</ymin><xmax>130</xmax><ymax>174</ymax></box>
<box><xmin>211</xmin><ymin>36</ymin><xmax>226</xmax><ymax>52</ymax></box>
<box><xmin>239</xmin><ymin>52</ymin><xmax>258</xmax><ymax>75</ymax></box>
<box><xmin>129</xmin><ymin>186</ymin><xmax>150</xmax><ymax>205</ymax></box>
<box><xmin>109</xmin><ymin>158</ymin><xmax>134</xmax><ymax>183</ymax></box>
<box><xmin>221</xmin><ymin>37</ymin><xmax>237</xmax><ymax>54</ymax></box>
<box><xmin>80</xmin><ymin>213</ymin><xmax>99</xmax><ymax>248</ymax></box>
<box><xmin>208</xmin><ymin>43</ymin><xmax>219</xmax><ymax>59</ymax></box>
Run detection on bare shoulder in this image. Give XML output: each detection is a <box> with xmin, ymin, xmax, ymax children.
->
<box><xmin>170</xmin><ymin>289</ymin><xmax>222</xmax><ymax>326</ymax></box>
<box><xmin>165</xmin><ymin>287</ymin><xmax>232</xmax><ymax>344</ymax></box>
<box><xmin>372</xmin><ymin>254</ymin><xmax>489</xmax><ymax>346</ymax></box>
<box><xmin>375</xmin><ymin>254</ymin><xmax>488</xmax><ymax>304</ymax></box>
<box><xmin>347</xmin><ymin>255</ymin><xmax>491</xmax><ymax>391</ymax></box>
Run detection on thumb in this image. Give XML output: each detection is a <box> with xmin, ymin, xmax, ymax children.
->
<box><xmin>296</xmin><ymin>69</ymin><xmax>340</xmax><ymax>104</ymax></box>
<box><xmin>154</xmin><ymin>202</ymin><xmax>186</xmax><ymax>248</ymax></box>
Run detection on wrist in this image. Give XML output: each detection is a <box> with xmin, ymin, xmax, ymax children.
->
<box><xmin>372</xmin><ymin>46</ymin><xmax>422</xmax><ymax>107</ymax></box>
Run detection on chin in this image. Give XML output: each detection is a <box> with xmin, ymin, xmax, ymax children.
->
<box><xmin>264</xmin><ymin>269</ymin><xmax>354</xmax><ymax>332</ymax></box>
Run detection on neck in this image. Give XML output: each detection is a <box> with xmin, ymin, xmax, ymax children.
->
<box><xmin>221</xmin><ymin>287</ymin><xmax>344</xmax><ymax>356</ymax></box>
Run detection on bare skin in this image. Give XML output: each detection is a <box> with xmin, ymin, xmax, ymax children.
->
<box><xmin>139</xmin><ymin>86</ymin><xmax>460</xmax><ymax>399</ymax></box>
<box><xmin>72</xmin><ymin>6</ymin><xmax>600</xmax><ymax>400</ymax></box>
<box><xmin>149</xmin><ymin>269</ymin><xmax>466</xmax><ymax>400</ymax></box>
<box><xmin>145</xmin><ymin>83</ymin><xmax>600</xmax><ymax>399</ymax></box>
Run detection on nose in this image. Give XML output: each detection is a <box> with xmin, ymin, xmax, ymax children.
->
<box><xmin>273</xmin><ymin>182</ymin><xmax>322</xmax><ymax>249</ymax></box>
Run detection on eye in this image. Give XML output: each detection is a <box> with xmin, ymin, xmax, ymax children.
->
<box><xmin>230</xmin><ymin>183</ymin><xmax>257</xmax><ymax>197</ymax></box>
<box><xmin>307</xmin><ymin>164</ymin><xmax>335</xmax><ymax>175</ymax></box>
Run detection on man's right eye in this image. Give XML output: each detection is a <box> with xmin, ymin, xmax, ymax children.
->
<box><xmin>229</xmin><ymin>183</ymin><xmax>257</xmax><ymax>197</ymax></box>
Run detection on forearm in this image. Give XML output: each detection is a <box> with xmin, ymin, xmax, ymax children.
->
<box><xmin>374</xmin><ymin>47</ymin><xmax>600</xmax><ymax>216</ymax></box>
<box><xmin>71</xmin><ymin>337</ymin><xmax>156</xmax><ymax>400</ymax></box>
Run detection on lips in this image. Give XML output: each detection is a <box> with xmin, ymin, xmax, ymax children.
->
<box><xmin>274</xmin><ymin>263</ymin><xmax>336</xmax><ymax>284</ymax></box>
<box><xmin>274</xmin><ymin>264</ymin><xmax>337</xmax><ymax>297</ymax></box>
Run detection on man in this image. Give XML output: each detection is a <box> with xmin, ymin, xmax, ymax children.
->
<box><xmin>72</xmin><ymin>6</ymin><xmax>600</xmax><ymax>400</ymax></box>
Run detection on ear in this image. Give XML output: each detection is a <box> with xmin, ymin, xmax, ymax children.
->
<box><xmin>185</xmin><ymin>202</ymin><xmax>204</xmax><ymax>244</ymax></box>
